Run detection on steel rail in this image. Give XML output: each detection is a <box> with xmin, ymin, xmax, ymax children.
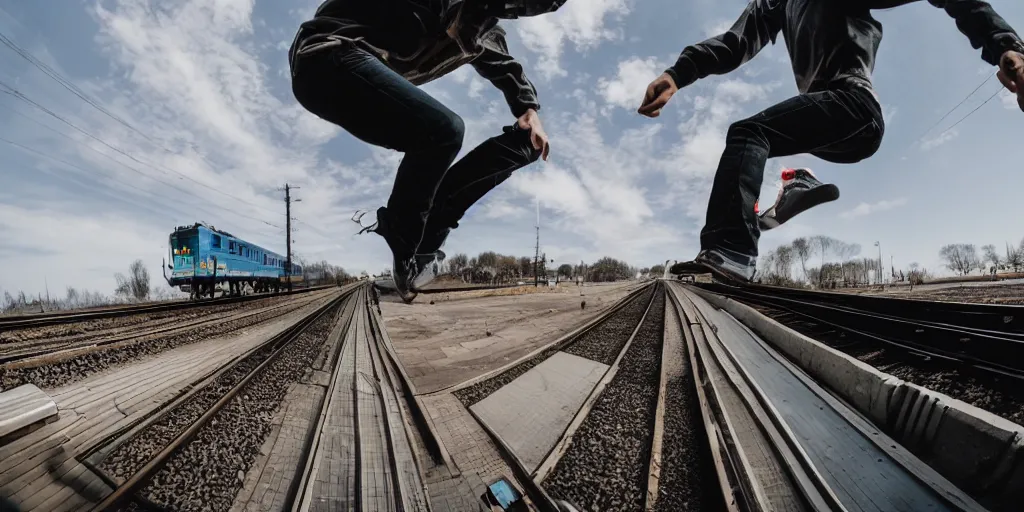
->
<box><xmin>86</xmin><ymin>287</ymin><xmax>352</xmax><ymax>512</ymax></box>
<box><xmin>0</xmin><ymin>291</ymin><xmax>334</xmax><ymax>366</ymax></box>
<box><xmin>708</xmin><ymin>281</ymin><xmax>1024</xmax><ymax>335</ymax></box>
<box><xmin>697</xmin><ymin>282</ymin><xmax>1024</xmax><ymax>380</ymax></box>
<box><xmin>0</xmin><ymin>284</ymin><xmax>337</xmax><ymax>330</ymax></box>
<box><xmin>668</xmin><ymin>285</ymin><xmax>843</xmax><ymax>511</ymax></box>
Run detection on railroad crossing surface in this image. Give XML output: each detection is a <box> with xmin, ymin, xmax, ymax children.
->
<box><xmin>1</xmin><ymin>280</ymin><xmax>1022</xmax><ymax>511</ymax></box>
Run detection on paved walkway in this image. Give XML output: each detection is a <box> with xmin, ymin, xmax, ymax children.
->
<box><xmin>382</xmin><ymin>282</ymin><xmax>635</xmax><ymax>394</ymax></box>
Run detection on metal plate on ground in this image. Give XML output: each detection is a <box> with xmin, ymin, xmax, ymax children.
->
<box><xmin>0</xmin><ymin>384</ymin><xmax>57</xmax><ymax>444</ymax></box>
<box><xmin>470</xmin><ymin>351</ymin><xmax>609</xmax><ymax>472</ymax></box>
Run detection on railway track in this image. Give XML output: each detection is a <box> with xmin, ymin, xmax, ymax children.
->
<box><xmin>695</xmin><ymin>281</ymin><xmax>1024</xmax><ymax>380</ymax></box>
<box><xmin>456</xmin><ymin>280</ymin><xmax>995</xmax><ymax>512</ymax></box>
<box><xmin>0</xmin><ymin>289</ymin><xmax>336</xmax><ymax>366</ymax></box>
<box><xmin>79</xmin><ymin>287</ymin><xmax>355</xmax><ymax>511</ymax></box>
<box><xmin>0</xmin><ymin>285</ymin><xmax>336</xmax><ymax>330</ymax></box>
<box><xmin>664</xmin><ymin>282</ymin><xmax>984</xmax><ymax>512</ymax></box>
<box><xmin>58</xmin><ymin>282</ymin><xmax>435</xmax><ymax>511</ymax></box>
<box><xmin>291</xmin><ymin>286</ymin><xmax>429</xmax><ymax>511</ymax></box>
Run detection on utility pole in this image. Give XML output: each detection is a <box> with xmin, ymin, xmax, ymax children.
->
<box><xmin>534</xmin><ymin>198</ymin><xmax>540</xmax><ymax>288</ymax></box>
<box><xmin>284</xmin><ymin>184</ymin><xmax>301</xmax><ymax>292</ymax></box>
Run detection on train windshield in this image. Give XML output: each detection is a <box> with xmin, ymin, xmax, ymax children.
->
<box><xmin>170</xmin><ymin>229</ymin><xmax>198</xmax><ymax>269</ymax></box>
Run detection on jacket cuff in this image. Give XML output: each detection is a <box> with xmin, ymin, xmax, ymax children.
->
<box><xmin>511</xmin><ymin>102</ymin><xmax>539</xmax><ymax>118</ymax></box>
<box><xmin>990</xmin><ymin>33</ymin><xmax>1024</xmax><ymax>65</ymax></box>
<box><xmin>665</xmin><ymin>55</ymin><xmax>699</xmax><ymax>89</ymax></box>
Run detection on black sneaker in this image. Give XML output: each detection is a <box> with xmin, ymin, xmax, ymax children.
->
<box><xmin>671</xmin><ymin>248</ymin><xmax>756</xmax><ymax>283</ymax></box>
<box><xmin>758</xmin><ymin>168</ymin><xmax>839</xmax><ymax>231</ymax></box>
<box><xmin>353</xmin><ymin>207</ymin><xmax>419</xmax><ymax>303</ymax></box>
<box><xmin>392</xmin><ymin>255</ymin><xmax>419</xmax><ymax>303</ymax></box>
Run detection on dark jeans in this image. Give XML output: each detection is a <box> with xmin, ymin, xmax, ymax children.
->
<box><xmin>291</xmin><ymin>43</ymin><xmax>540</xmax><ymax>257</ymax></box>
<box><xmin>700</xmin><ymin>83</ymin><xmax>885</xmax><ymax>258</ymax></box>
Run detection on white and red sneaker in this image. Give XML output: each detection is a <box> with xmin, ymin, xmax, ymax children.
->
<box><xmin>757</xmin><ymin>168</ymin><xmax>840</xmax><ymax>231</ymax></box>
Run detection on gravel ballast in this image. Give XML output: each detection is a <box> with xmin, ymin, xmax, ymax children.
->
<box><xmin>0</xmin><ymin>296</ymin><xmax>325</xmax><ymax>391</ymax></box>
<box><xmin>544</xmin><ymin>287</ymin><xmax>664</xmax><ymax>511</ymax></box>
<box><xmin>108</xmin><ymin>301</ymin><xmax>341</xmax><ymax>511</ymax></box>
<box><xmin>561</xmin><ymin>286</ymin><xmax>656</xmax><ymax>366</ymax></box>
<box><xmin>655</xmin><ymin>339</ymin><xmax>723</xmax><ymax>511</ymax></box>
<box><xmin>454</xmin><ymin>285</ymin><xmax>655</xmax><ymax>407</ymax></box>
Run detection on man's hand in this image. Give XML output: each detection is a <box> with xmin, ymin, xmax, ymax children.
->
<box><xmin>638</xmin><ymin>73</ymin><xmax>680</xmax><ymax>118</ymax></box>
<box><xmin>517</xmin><ymin>108</ymin><xmax>550</xmax><ymax>161</ymax></box>
<box><xmin>998</xmin><ymin>50</ymin><xmax>1024</xmax><ymax>112</ymax></box>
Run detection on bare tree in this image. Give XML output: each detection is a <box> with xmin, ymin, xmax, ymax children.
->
<box><xmin>810</xmin><ymin>236</ymin><xmax>836</xmax><ymax>286</ymax></box>
<box><xmin>938</xmin><ymin>244</ymin><xmax>981</xmax><ymax>276</ymax></box>
<box><xmin>774</xmin><ymin>245</ymin><xmax>794</xmax><ymax>281</ymax></box>
<box><xmin>115</xmin><ymin>259</ymin><xmax>151</xmax><ymax>302</ymax></box>
<box><xmin>1006</xmin><ymin>243</ymin><xmax>1024</xmax><ymax>273</ymax></box>
<box><xmin>447</xmin><ymin>253</ymin><xmax>469</xmax><ymax>278</ymax></box>
<box><xmin>791</xmin><ymin>238</ymin><xmax>812</xmax><ymax>282</ymax></box>
<box><xmin>982</xmin><ymin>244</ymin><xmax>1002</xmax><ymax>272</ymax></box>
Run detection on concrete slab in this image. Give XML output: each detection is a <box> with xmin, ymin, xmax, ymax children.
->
<box><xmin>381</xmin><ymin>282</ymin><xmax>635</xmax><ymax>394</ymax></box>
<box><xmin>470</xmin><ymin>351</ymin><xmax>609</xmax><ymax>472</ymax></box>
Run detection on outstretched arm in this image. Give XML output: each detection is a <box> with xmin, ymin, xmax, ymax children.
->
<box><xmin>639</xmin><ymin>0</ymin><xmax>781</xmax><ymax>117</ymax></box>
<box><xmin>664</xmin><ymin>0</ymin><xmax>783</xmax><ymax>89</ymax></box>
<box><xmin>470</xmin><ymin>26</ymin><xmax>540</xmax><ymax>119</ymax></box>
<box><xmin>471</xmin><ymin>26</ymin><xmax>551</xmax><ymax>159</ymax></box>
<box><xmin>925</xmin><ymin>0</ymin><xmax>1024</xmax><ymax>110</ymax></box>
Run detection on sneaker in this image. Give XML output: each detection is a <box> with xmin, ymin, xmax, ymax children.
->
<box><xmin>392</xmin><ymin>255</ymin><xmax>419</xmax><ymax>303</ymax></box>
<box><xmin>758</xmin><ymin>168</ymin><xmax>839</xmax><ymax>231</ymax></box>
<box><xmin>354</xmin><ymin>207</ymin><xmax>419</xmax><ymax>302</ymax></box>
<box><xmin>411</xmin><ymin>250</ymin><xmax>446</xmax><ymax>291</ymax></box>
<box><xmin>671</xmin><ymin>248</ymin><xmax>756</xmax><ymax>283</ymax></box>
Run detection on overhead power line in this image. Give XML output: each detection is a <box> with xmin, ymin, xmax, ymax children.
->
<box><xmin>0</xmin><ymin>30</ymin><xmax>284</xmax><ymax>218</ymax></box>
<box><xmin>0</xmin><ymin>99</ymin><xmax>281</xmax><ymax>229</ymax></box>
<box><xmin>915</xmin><ymin>75</ymin><xmax>993</xmax><ymax>142</ymax></box>
<box><xmin>930</xmin><ymin>86</ymin><xmax>1006</xmax><ymax>140</ymax></box>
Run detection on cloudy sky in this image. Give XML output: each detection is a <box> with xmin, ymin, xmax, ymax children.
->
<box><xmin>1</xmin><ymin>0</ymin><xmax>1022</xmax><ymax>297</ymax></box>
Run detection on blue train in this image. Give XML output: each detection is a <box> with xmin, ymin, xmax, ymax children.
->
<box><xmin>163</xmin><ymin>223</ymin><xmax>303</xmax><ymax>298</ymax></box>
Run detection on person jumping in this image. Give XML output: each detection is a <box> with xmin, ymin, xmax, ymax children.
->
<box><xmin>640</xmin><ymin>0</ymin><xmax>1024</xmax><ymax>282</ymax></box>
<box><xmin>289</xmin><ymin>0</ymin><xmax>567</xmax><ymax>302</ymax></box>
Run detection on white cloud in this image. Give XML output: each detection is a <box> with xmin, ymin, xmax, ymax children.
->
<box><xmin>839</xmin><ymin>198</ymin><xmax>909</xmax><ymax>219</ymax></box>
<box><xmin>705</xmin><ymin>18</ymin><xmax>734</xmax><ymax>37</ymax></box>
<box><xmin>516</xmin><ymin>0</ymin><xmax>632</xmax><ymax>80</ymax></box>
<box><xmin>597</xmin><ymin>56</ymin><xmax>665</xmax><ymax>111</ymax></box>
<box><xmin>919</xmin><ymin>129</ymin><xmax>958</xmax><ymax>150</ymax></box>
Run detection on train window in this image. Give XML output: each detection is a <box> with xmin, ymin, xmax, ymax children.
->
<box><xmin>212</xmin><ymin>234</ymin><xmax>222</xmax><ymax>249</ymax></box>
<box><xmin>264</xmin><ymin>254</ymin><xmax>267</xmax><ymax>265</ymax></box>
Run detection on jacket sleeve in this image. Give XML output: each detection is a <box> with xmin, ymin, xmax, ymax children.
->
<box><xmin>471</xmin><ymin>26</ymin><xmax>540</xmax><ymax>118</ymax></box>
<box><xmin>926</xmin><ymin>0</ymin><xmax>1023</xmax><ymax>66</ymax></box>
<box><xmin>665</xmin><ymin>0</ymin><xmax>782</xmax><ymax>88</ymax></box>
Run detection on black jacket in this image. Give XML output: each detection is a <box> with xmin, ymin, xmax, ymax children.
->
<box><xmin>666</xmin><ymin>0</ymin><xmax>1024</xmax><ymax>95</ymax></box>
<box><xmin>288</xmin><ymin>0</ymin><xmax>563</xmax><ymax>118</ymax></box>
